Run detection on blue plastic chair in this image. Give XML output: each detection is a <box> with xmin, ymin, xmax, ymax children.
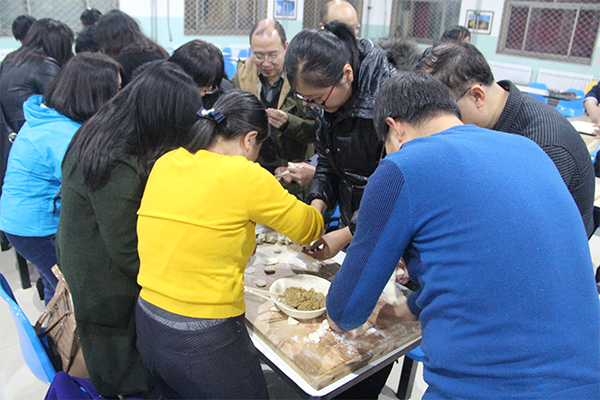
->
<box><xmin>238</xmin><ymin>48</ymin><xmax>249</xmax><ymax>59</ymax></box>
<box><xmin>406</xmin><ymin>345</ymin><xmax>425</xmax><ymax>362</ymax></box>
<box><xmin>527</xmin><ymin>82</ymin><xmax>548</xmax><ymax>104</ymax></box>
<box><xmin>556</xmin><ymin>88</ymin><xmax>586</xmax><ymax>118</ymax></box>
<box><xmin>0</xmin><ymin>273</ymin><xmax>56</xmax><ymax>384</ymax></box>
<box><xmin>221</xmin><ymin>47</ymin><xmax>237</xmax><ymax>79</ymax></box>
<box><xmin>397</xmin><ymin>345</ymin><xmax>425</xmax><ymax>399</ymax></box>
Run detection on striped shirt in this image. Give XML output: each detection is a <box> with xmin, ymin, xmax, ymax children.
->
<box><xmin>494</xmin><ymin>80</ymin><xmax>595</xmax><ymax>237</ymax></box>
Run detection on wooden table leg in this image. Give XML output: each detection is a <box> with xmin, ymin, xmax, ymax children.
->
<box><xmin>15</xmin><ymin>251</ymin><xmax>31</xmax><ymax>289</ymax></box>
<box><xmin>396</xmin><ymin>356</ymin><xmax>418</xmax><ymax>400</ymax></box>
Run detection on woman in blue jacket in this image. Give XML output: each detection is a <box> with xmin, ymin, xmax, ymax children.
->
<box><xmin>0</xmin><ymin>53</ymin><xmax>122</xmax><ymax>303</ymax></box>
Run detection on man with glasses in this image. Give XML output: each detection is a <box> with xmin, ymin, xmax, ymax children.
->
<box><xmin>419</xmin><ymin>40</ymin><xmax>596</xmax><ymax>238</ymax></box>
<box><xmin>232</xmin><ymin>19</ymin><xmax>316</xmax><ymax>193</ymax></box>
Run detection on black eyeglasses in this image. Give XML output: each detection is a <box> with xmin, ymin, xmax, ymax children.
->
<box><xmin>294</xmin><ymin>85</ymin><xmax>335</xmax><ymax>108</ymax></box>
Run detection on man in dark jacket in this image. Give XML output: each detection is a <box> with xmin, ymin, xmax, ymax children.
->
<box><xmin>419</xmin><ymin>41</ymin><xmax>595</xmax><ymax>238</ymax></box>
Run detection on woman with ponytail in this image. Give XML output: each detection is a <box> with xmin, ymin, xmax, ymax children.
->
<box><xmin>135</xmin><ymin>90</ymin><xmax>323</xmax><ymax>399</ymax></box>
<box><xmin>56</xmin><ymin>61</ymin><xmax>202</xmax><ymax>398</ymax></box>
<box><xmin>285</xmin><ymin>21</ymin><xmax>394</xmax><ymax>261</ymax></box>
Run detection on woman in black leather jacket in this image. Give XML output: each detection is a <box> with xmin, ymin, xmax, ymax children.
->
<box><xmin>0</xmin><ymin>18</ymin><xmax>74</xmax><ymax>135</ymax></box>
<box><xmin>285</xmin><ymin>21</ymin><xmax>394</xmax><ymax>261</ymax></box>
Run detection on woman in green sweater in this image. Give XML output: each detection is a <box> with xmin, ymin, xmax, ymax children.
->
<box><xmin>56</xmin><ymin>61</ymin><xmax>202</xmax><ymax>398</ymax></box>
<box><xmin>135</xmin><ymin>90</ymin><xmax>324</xmax><ymax>399</ymax></box>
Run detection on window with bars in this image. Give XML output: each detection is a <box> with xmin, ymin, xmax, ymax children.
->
<box><xmin>0</xmin><ymin>0</ymin><xmax>118</xmax><ymax>37</ymax></box>
<box><xmin>302</xmin><ymin>0</ymin><xmax>363</xmax><ymax>33</ymax></box>
<box><xmin>184</xmin><ymin>0</ymin><xmax>267</xmax><ymax>36</ymax></box>
<box><xmin>498</xmin><ymin>0</ymin><xmax>600</xmax><ymax>64</ymax></box>
<box><xmin>390</xmin><ymin>0</ymin><xmax>461</xmax><ymax>44</ymax></box>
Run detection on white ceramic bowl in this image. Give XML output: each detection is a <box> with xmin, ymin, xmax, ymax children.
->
<box><xmin>269</xmin><ymin>274</ymin><xmax>330</xmax><ymax>320</ymax></box>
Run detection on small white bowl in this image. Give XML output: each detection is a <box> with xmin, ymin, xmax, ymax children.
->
<box><xmin>269</xmin><ymin>275</ymin><xmax>330</xmax><ymax>320</ymax></box>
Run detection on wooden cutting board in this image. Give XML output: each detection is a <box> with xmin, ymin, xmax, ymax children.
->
<box><xmin>244</xmin><ymin>243</ymin><xmax>422</xmax><ymax>390</ymax></box>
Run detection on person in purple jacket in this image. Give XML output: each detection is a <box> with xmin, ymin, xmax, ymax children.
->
<box><xmin>326</xmin><ymin>71</ymin><xmax>600</xmax><ymax>400</ymax></box>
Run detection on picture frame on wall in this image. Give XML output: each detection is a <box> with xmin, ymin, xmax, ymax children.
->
<box><xmin>466</xmin><ymin>10</ymin><xmax>494</xmax><ymax>35</ymax></box>
<box><xmin>275</xmin><ymin>0</ymin><xmax>297</xmax><ymax>19</ymax></box>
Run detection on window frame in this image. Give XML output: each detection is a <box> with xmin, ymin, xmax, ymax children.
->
<box><xmin>497</xmin><ymin>0</ymin><xmax>600</xmax><ymax>65</ymax></box>
<box><xmin>390</xmin><ymin>0</ymin><xmax>462</xmax><ymax>44</ymax></box>
<box><xmin>184</xmin><ymin>0</ymin><xmax>267</xmax><ymax>36</ymax></box>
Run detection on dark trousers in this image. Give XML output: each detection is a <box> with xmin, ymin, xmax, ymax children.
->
<box><xmin>5</xmin><ymin>233</ymin><xmax>57</xmax><ymax>304</ymax></box>
<box><xmin>136</xmin><ymin>299</ymin><xmax>269</xmax><ymax>399</ymax></box>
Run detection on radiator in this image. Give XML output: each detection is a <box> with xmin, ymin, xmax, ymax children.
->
<box><xmin>489</xmin><ymin>61</ymin><xmax>533</xmax><ymax>86</ymax></box>
<box><xmin>536</xmin><ymin>68</ymin><xmax>594</xmax><ymax>92</ymax></box>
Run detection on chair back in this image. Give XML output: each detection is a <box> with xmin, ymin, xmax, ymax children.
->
<box><xmin>238</xmin><ymin>48</ymin><xmax>249</xmax><ymax>59</ymax></box>
<box><xmin>556</xmin><ymin>88</ymin><xmax>586</xmax><ymax>118</ymax></box>
<box><xmin>0</xmin><ymin>273</ymin><xmax>56</xmax><ymax>384</ymax></box>
<box><xmin>222</xmin><ymin>47</ymin><xmax>237</xmax><ymax>79</ymax></box>
<box><xmin>527</xmin><ymin>82</ymin><xmax>548</xmax><ymax>104</ymax></box>
<box><xmin>406</xmin><ymin>345</ymin><xmax>426</xmax><ymax>362</ymax></box>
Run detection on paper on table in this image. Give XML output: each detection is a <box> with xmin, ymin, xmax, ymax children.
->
<box><xmin>570</xmin><ymin>120</ymin><xmax>596</xmax><ymax>135</ymax></box>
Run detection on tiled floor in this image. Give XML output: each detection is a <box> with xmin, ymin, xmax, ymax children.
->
<box><xmin>0</xmin><ymin>247</ymin><xmax>428</xmax><ymax>400</ymax></box>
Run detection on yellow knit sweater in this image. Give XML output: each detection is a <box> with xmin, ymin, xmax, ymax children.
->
<box><xmin>137</xmin><ymin>148</ymin><xmax>324</xmax><ymax>318</ymax></box>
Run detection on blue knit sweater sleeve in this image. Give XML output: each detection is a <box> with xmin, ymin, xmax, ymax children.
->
<box><xmin>326</xmin><ymin>159</ymin><xmax>415</xmax><ymax>331</ymax></box>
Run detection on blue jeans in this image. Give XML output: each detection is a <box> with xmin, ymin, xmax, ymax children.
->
<box><xmin>136</xmin><ymin>298</ymin><xmax>269</xmax><ymax>399</ymax></box>
<box><xmin>5</xmin><ymin>233</ymin><xmax>58</xmax><ymax>304</ymax></box>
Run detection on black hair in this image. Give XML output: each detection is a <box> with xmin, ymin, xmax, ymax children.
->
<box><xmin>186</xmin><ymin>90</ymin><xmax>268</xmax><ymax>153</ymax></box>
<box><xmin>43</xmin><ymin>53</ymin><xmax>121</xmax><ymax>123</ymax></box>
<box><xmin>320</xmin><ymin>0</ymin><xmax>358</xmax><ymax>25</ymax></box>
<box><xmin>169</xmin><ymin>40</ymin><xmax>225</xmax><ymax>88</ymax></box>
<box><xmin>417</xmin><ymin>40</ymin><xmax>494</xmax><ymax>99</ymax></box>
<box><xmin>373</xmin><ymin>72</ymin><xmax>461</xmax><ymax>141</ymax></box>
<box><xmin>2</xmin><ymin>19</ymin><xmax>74</xmax><ymax>69</ymax></box>
<box><xmin>67</xmin><ymin>61</ymin><xmax>202</xmax><ymax>189</ymax></box>
<box><xmin>441</xmin><ymin>25</ymin><xmax>470</xmax><ymax>42</ymax></box>
<box><xmin>94</xmin><ymin>10</ymin><xmax>168</xmax><ymax>58</ymax></box>
<box><xmin>249</xmin><ymin>19</ymin><xmax>287</xmax><ymax>46</ymax></box>
<box><xmin>80</xmin><ymin>8</ymin><xmax>102</xmax><ymax>27</ymax></box>
<box><xmin>75</xmin><ymin>26</ymin><xmax>100</xmax><ymax>53</ymax></box>
<box><xmin>11</xmin><ymin>15</ymin><xmax>36</xmax><ymax>42</ymax></box>
<box><xmin>285</xmin><ymin>21</ymin><xmax>360</xmax><ymax>90</ymax></box>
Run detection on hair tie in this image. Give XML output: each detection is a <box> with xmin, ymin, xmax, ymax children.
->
<box><xmin>197</xmin><ymin>107</ymin><xmax>226</xmax><ymax>124</ymax></box>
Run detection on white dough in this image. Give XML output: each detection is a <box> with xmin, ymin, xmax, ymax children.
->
<box><xmin>316</xmin><ymin>328</ymin><xmax>327</xmax><ymax>337</ymax></box>
<box><xmin>264</xmin><ymin>266</ymin><xmax>276</xmax><ymax>275</ymax></box>
<box><xmin>308</xmin><ymin>332</ymin><xmax>321</xmax><ymax>343</ymax></box>
<box><xmin>262</xmin><ymin>257</ymin><xmax>279</xmax><ymax>265</ymax></box>
<box><xmin>245</xmin><ymin>267</ymin><xmax>256</xmax><ymax>274</ymax></box>
<box><xmin>255</xmin><ymin>279</ymin><xmax>267</xmax><ymax>287</ymax></box>
<box><xmin>287</xmin><ymin>317</ymin><xmax>299</xmax><ymax>326</ymax></box>
<box><xmin>273</xmin><ymin>246</ymin><xmax>283</xmax><ymax>254</ymax></box>
<box><xmin>269</xmin><ymin>305</ymin><xmax>279</xmax><ymax>312</ymax></box>
<box><xmin>320</xmin><ymin>320</ymin><xmax>330</xmax><ymax>330</ymax></box>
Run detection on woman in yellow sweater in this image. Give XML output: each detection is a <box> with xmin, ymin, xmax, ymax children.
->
<box><xmin>135</xmin><ymin>90</ymin><xmax>324</xmax><ymax>399</ymax></box>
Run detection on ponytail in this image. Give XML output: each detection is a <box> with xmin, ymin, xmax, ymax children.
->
<box><xmin>186</xmin><ymin>90</ymin><xmax>269</xmax><ymax>153</ymax></box>
<box><xmin>323</xmin><ymin>21</ymin><xmax>360</xmax><ymax>79</ymax></box>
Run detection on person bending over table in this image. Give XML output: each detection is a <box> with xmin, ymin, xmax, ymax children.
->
<box><xmin>327</xmin><ymin>72</ymin><xmax>600</xmax><ymax>400</ymax></box>
<box><xmin>135</xmin><ymin>90</ymin><xmax>324</xmax><ymax>400</ymax></box>
<box><xmin>285</xmin><ymin>21</ymin><xmax>394</xmax><ymax>260</ymax></box>
<box><xmin>418</xmin><ymin>41</ymin><xmax>595</xmax><ymax>238</ymax></box>
<box><xmin>56</xmin><ymin>61</ymin><xmax>202</xmax><ymax>398</ymax></box>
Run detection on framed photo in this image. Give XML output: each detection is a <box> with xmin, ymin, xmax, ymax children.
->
<box><xmin>466</xmin><ymin>10</ymin><xmax>494</xmax><ymax>35</ymax></box>
<box><xmin>275</xmin><ymin>0</ymin><xmax>297</xmax><ymax>20</ymax></box>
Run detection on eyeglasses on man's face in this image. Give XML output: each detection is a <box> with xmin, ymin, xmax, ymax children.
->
<box><xmin>294</xmin><ymin>85</ymin><xmax>336</xmax><ymax>108</ymax></box>
<box><xmin>252</xmin><ymin>51</ymin><xmax>280</xmax><ymax>62</ymax></box>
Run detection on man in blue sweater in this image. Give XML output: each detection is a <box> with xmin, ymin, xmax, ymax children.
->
<box><xmin>326</xmin><ymin>72</ymin><xmax>600</xmax><ymax>399</ymax></box>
